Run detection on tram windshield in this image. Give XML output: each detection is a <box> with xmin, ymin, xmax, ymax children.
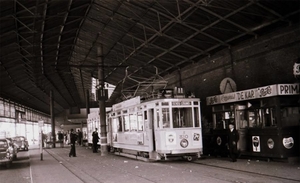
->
<box><xmin>172</xmin><ymin>108</ymin><xmax>194</xmax><ymax>128</ymax></box>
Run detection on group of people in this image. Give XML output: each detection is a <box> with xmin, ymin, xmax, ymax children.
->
<box><xmin>67</xmin><ymin>129</ymin><xmax>84</xmax><ymax>157</ymax></box>
<box><xmin>68</xmin><ymin>128</ymin><xmax>100</xmax><ymax>157</ymax></box>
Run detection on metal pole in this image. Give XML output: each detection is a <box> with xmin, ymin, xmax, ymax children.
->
<box><xmin>40</xmin><ymin>128</ymin><xmax>43</xmax><ymax>161</ymax></box>
<box><xmin>98</xmin><ymin>45</ymin><xmax>108</xmax><ymax>156</ymax></box>
<box><xmin>50</xmin><ymin>90</ymin><xmax>56</xmax><ymax>148</ymax></box>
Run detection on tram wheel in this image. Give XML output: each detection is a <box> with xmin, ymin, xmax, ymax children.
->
<box><xmin>186</xmin><ymin>156</ymin><xmax>193</xmax><ymax>161</ymax></box>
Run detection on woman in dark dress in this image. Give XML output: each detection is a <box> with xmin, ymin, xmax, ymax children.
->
<box><xmin>92</xmin><ymin>128</ymin><xmax>100</xmax><ymax>153</ymax></box>
<box><xmin>69</xmin><ymin>129</ymin><xmax>77</xmax><ymax>157</ymax></box>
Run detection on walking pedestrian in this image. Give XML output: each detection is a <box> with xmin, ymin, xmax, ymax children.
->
<box><xmin>92</xmin><ymin>128</ymin><xmax>100</xmax><ymax>153</ymax></box>
<box><xmin>69</xmin><ymin>129</ymin><xmax>77</xmax><ymax>157</ymax></box>
<box><xmin>227</xmin><ymin>123</ymin><xmax>239</xmax><ymax>162</ymax></box>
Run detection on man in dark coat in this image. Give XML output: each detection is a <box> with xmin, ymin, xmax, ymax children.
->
<box><xmin>228</xmin><ymin>123</ymin><xmax>239</xmax><ymax>162</ymax></box>
<box><xmin>77</xmin><ymin>129</ymin><xmax>83</xmax><ymax>146</ymax></box>
<box><xmin>69</xmin><ymin>129</ymin><xmax>77</xmax><ymax>157</ymax></box>
<box><xmin>92</xmin><ymin>128</ymin><xmax>100</xmax><ymax>153</ymax></box>
<box><xmin>58</xmin><ymin>131</ymin><xmax>64</xmax><ymax>148</ymax></box>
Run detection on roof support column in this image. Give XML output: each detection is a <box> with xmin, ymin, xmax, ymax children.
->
<box><xmin>98</xmin><ymin>45</ymin><xmax>108</xmax><ymax>156</ymax></box>
<box><xmin>50</xmin><ymin>90</ymin><xmax>56</xmax><ymax>148</ymax></box>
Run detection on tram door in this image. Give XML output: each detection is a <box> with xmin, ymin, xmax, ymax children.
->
<box><xmin>234</xmin><ymin>105</ymin><xmax>247</xmax><ymax>152</ymax></box>
<box><xmin>147</xmin><ymin>108</ymin><xmax>156</xmax><ymax>152</ymax></box>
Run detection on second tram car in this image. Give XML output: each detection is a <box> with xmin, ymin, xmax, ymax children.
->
<box><xmin>87</xmin><ymin>108</ymin><xmax>111</xmax><ymax>147</ymax></box>
<box><xmin>205</xmin><ymin>83</ymin><xmax>300</xmax><ymax>160</ymax></box>
<box><xmin>107</xmin><ymin>93</ymin><xmax>203</xmax><ymax>161</ymax></box>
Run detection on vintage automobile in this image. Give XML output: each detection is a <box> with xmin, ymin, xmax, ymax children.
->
<box><xmin>0</xmin><ymin>138</ymin><xmax>13</xmax><ymax>168</ymax></box>
<box><xmin>12</xmin><ymin>136</ymin><xmax>29</xmax><ymax>151</ymax></box>
<box><xmin>6</xmin><ymin>138</ymin><xmax>18</xmax><ymax>160</ymax></box>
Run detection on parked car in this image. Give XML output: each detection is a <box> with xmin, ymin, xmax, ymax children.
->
<box><xmin>12</xmin><ymin>136</ymin><xmax>29</xmax><ymax>151</ymax></box>
<box><xmin>6</xmin><ymin>138</ymin><xmax>18</xmax><ymax>160</ymax></box>
<box><xmin>0</xmin><ymin>138</ymin><xmax>13</xmax><ymax>168</ymax></box>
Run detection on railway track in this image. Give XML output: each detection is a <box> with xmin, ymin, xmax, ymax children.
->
<box><xmin>45</xmin><ymin>147</ymin><xmax>300</xmax><ymax>183</ymax></box>
<box><xmin>189</xmin><ymin>159</ymin><xmax>300</xmax><ymax>183</ymax></box>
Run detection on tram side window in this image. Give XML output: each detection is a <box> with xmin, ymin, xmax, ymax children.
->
<box><xmin>162</xmin><ymin>108</ymin><xmax>170</xmax><ymax>128</ymax></box>
<box><xmin>249</xmin><ymin>110</ymin><xmax>262</xmax><ymax>127</ymax></box>
<box><xmin>239</xmin><ymin>111</ymin><xmax>248</xmax><ymax>128</ymax></box>
<box><xmin>173</xmin><ymin>108</ymin><xmax>193</xmax><ymax>128</ymax></box>
<box><xmin>137</xmin><ymin>112</ymin><xmax>144</xmax><ymax>131</ymax></box>
<box><xmin>248</xmin><ymin>108</ymin><xmax>276</xmax><ymax>128</ymax></box>
<box><xmin>156</xmin><ymin>109</ymin><xmax>160</xmax><ymax>128</ymax></box>
<box><xmin>123</xmin><ymin>115</ymin><xmax>130</xmax><ymax>132</ymax></box>
<box><xmin>281</xmin><ymin>107</ymin><xmax>300</xmax><ymax>127</ymax></box>
<box><xmin>117</xmin><ymin>116</ymin><xmax>123</xmax><ymax>132</ymax></box>
<box><xmin>194</xmin><ymin>107</ymin><xmax>200</xmax><ymax>127</ymax></box>
<box><xmin>129</xmin><ymin>114</ymin><xmax>137</xmax><ymax>131</ymax></box>
<box><xmin>112</xmin><ymin>118</ymin><xmax>118</xmax><ymax>133</ymax></box>
<box><xmin>215</xmin><ymin>113</ymin><xmax>227</xmax><ymax>129</ymax></box>
<box><xmin>263</xmin><ymin>108</ymin><xmax>276</xmax><ymax>127</ymax></box>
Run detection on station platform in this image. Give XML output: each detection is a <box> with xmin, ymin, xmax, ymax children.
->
<box><xmin>28</xmin><ymin>144</ymin><xmax>300</xmax><ymax>183</ymax></box>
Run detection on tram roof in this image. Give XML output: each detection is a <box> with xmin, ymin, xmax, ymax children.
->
<box><xmin>0</xmin><ymin>0</ymin><xmax>299</xmax><ymax>116</ymax></box>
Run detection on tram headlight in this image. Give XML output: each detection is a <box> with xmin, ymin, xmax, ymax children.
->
<box><xmin>180</xmin><ymin>139</ymin><xmax>189</xmax><ymax>148</ymax></box>
<box><xmin>267</xmin><ymin>138</ymin><xmax>274</xmax><ymax>149</ymax></box>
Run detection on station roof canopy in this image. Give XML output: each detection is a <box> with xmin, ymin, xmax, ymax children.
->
<box><xmin>1</xmin><ymin>0</ymin><xmax>299</xmax><ymax>115</ymax></box>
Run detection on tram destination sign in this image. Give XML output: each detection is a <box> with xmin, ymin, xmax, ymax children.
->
<box><xmin>206</xmin><ymin>83</ymin><xmax>299</xmax><ymax>105</ymax></box>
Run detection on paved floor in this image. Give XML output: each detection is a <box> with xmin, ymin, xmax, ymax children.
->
<box><xmin>28</xmin><ymin>144</ymin><xmax>300</xmax><ymax>183</ymax></box>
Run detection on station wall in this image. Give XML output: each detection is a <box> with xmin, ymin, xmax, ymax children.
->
<box><xmin>165</xmin><ymin>24</ymin><xmax>300</xmax><ymax>117</ymax></box>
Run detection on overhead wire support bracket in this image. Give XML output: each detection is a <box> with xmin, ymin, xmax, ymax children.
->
<box><xmin>121</xmin><ymin>66</ymin><xmax>168</xmax><ymax>99</ymax></box>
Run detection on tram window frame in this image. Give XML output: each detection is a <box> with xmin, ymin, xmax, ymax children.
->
<box><xmin>248</xmin><ymin>109</ymin><xmax>262</xmax><ymax>128</ymax></box>
<box><xmin>281</xmin><ymin>107</ymin><xmax>299</xmax><ymax>127</ymax></box>
<box><xmin>137</xmin><ymin>112</ymin><xmax>144</xmax><ymax>131</ymax></box>
<box><xmin>123</xmin><ymin>115</ymin><xmax>130</xmax><ymax>132</ymax></box>
<box><xmin>112</xmin><ymin>117</ymin><xmax>118</xmax><ymax>133</ymax></box>
<box><xmin>172</xmin><ymin>107</ymin><xmax>194</xmax><ymax>128</ymax></box>
<box><xmin>129</xmin><ymin>113</ymin><xmax>137</xmax><ymax>131</ymax></box>
<box><xmin>156</xmin><ymin>108</ymin><xmax>160</xmax><ymax>128</ymax></box>
<box><xmin>194</xmin><ymin>107</ymin><xmax>200</xmax><ymax>127</ymax></box>
<box><xmin>280</xmin><ymin>96</ymin><xmax>299</xmax><ymax>127</ymax></box>
<box><xmin>238</xmin><ymin>110</ymin><xmax>248</xmax><ymax>129</ymax></box>
<box><xmin>214</xmin><ymin>112</ymin><xmax>228</xmax><ymax>129</ymax></box>
<box><xmin>117</xmin><ymin>116</ymin><xmax>123</xmax><ymax>132</ymax></box>
<box><xmin>162</xmin><ymin>108</ymin><xmax>170</xmax><ymax>128</ymax></box>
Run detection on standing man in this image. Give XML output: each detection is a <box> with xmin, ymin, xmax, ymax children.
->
<box><xmin>69</xmin><ymin>129</ymin><xmax>77</xmax><ymax>157</ymax></box>
<box><xmin>228</xmin><ymin>123</ymin><xmax>239</xmax><ymax>162</ymax></box>
<box><xmin>58</xmin><ymin>131</ymin><xmax>64</xmax><ymax>148</ymax></box>
<box><xmin>92</xmin><ymin>128</ymin><xmax>100</xmax><ymax>153</ymax></box>
<box><xmin>77</xmin><ymin>129</ymin><xmax>83</xmax><ymax>146</ymax></box>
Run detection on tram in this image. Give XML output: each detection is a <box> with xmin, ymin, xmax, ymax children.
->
<box><xmin>87</xmin><ymin>108</ymin><xmax>111</xmax><ymax>146</ymax></box>
<box><xmin>205</xmin><ymin>83</ymin><xmax>300</xmax><ymax>159</ymax></box>
<box><xmin>107</xmin><ymin>89</ymin><xmax>203</xmax><ymax>161</ymax></box>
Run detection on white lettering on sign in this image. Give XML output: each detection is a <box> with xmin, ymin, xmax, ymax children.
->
<box><xmin>278</xmin><ymin>84</ymin><xmax>299</xmax><ymax>95</ymax></box>
<box><xmin>220</xmin><ymin>93</ymin><xmax>235</xmax><ymax>103</ymax></box>
<box><xmin>206</xmin><ymin>83</ymin><xmax>299</xmax><ymax>105</ymax></box>
<box><xmin>257</xmin><ymin>85</ymin><xmax>273</xmax><ymax>97</ymax></box>
<box><xmin>293</xmin><ymin>63</ymin><xmax>300</xmax><ymax>75</ymax></box>
<box><xmin>237</xmin><ymin>89</ymin><xmax>255</xmax><ymax>100</ymax></box>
